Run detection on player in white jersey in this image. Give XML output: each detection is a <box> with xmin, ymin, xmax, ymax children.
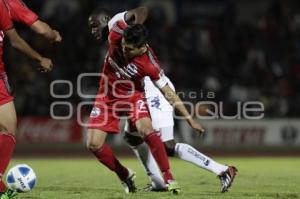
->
<box><xmin>124</xmin><ymin>75</ymin><xmax>237</xmax><ymax>193</ymax></box>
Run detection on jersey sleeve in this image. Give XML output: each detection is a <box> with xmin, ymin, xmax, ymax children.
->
<box><xmin>0</xmin><ymin>1</ymin><xmax>13</xmax><ymax>31</ymax></box>
<box><xmin>108</xmin><ymin>20</ymin><xmax>127</xmax><ymax>45</ymax></box>
<box><xmin>8</xmin><ymin>0</ymin><xmax>38</xmax><ymax>26</ymax></box>
<box><xmin>108</xmin><ymin>11</ymin><xmax>127</xmax><ymax>31</ymax></box>
<box><xmin>136</xmin><ymin>52</ymin><xmax>168</xmax><ymax>89</ymax></box>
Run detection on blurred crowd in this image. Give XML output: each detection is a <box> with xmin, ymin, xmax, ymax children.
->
<box><xmin>4</xmin><ymin>0</ymin><xmax>300</xmax><ymax>117</ymax></box>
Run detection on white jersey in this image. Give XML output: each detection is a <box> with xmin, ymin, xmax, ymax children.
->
<box><xmin>108</xmin><ymin>11</ymin><xmax>127</xmax><ymax>31</ymax></box>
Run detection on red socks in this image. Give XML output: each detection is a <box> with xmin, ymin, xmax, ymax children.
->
<box><xmin>144</xmin><ymin>132</ymin><xmax>174</xmax><ymax>183</ymax></box>
<box><xmin>91</xmin><ymin>144</ymin><xmax>129</xmax><ymax>181</ymax></box>
<box><xmin>0</xmin><ymin>133</ymin><xmax>16</xmax><ymax>192</ymax></box>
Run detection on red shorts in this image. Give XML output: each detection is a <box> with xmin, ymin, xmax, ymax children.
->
<box><xmin>0</xmin><ymin>73</ymin><xmax>14</xmax><ymax>106</ymax></box>
<box><xmin>88</xmin><ymin>92</ymin><xmax>150</xmax><ymax>134</ymax></box>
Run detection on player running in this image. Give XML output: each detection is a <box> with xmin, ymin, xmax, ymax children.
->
<box><xmin>0</xmin><ymin>1</ymin><xmax>61</xmax><ymax>198</ymax></box>
<box><xmin>88</xmin><ymin>7</ymin><xmax>205</xmax><ymax>194</ymax></box>
<box><xmin>90</xmin><ymin>8</ymin><xmax>237</xmax><ymax>193</ymax></box>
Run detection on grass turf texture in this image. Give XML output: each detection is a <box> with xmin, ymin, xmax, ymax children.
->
<box><xmin>8</xmin><ymin>157</ymin><xmax>300</xmax><ymax>199</ymax></box>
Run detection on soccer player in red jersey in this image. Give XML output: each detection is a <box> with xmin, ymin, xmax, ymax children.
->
<box><xmin>0</xmin><ymin>0</ymin><xmax>60</xmax><ymax>198</ymax></box>
<box><xmin>88</xmin><ymin>8</ymin><xmax>205</xmax><ymax>194</ymax></box>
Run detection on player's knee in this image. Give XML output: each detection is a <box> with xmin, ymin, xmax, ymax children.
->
<box><xmin>164</xmin><ymin>140</ymin><xmax>176</xmax><ymax>157</ymax></box>
<box><xmin>86</xmin><ymin>140</ymin><xmax>103</xmax><ymax>151</ymax></box>
<box><xmin>0</xmin><ymin>124</ymin><xmax>8</xmax><ymax>132</ymax></box>
<box><xmin>124</xmin><ymin>132</ymin><xmax>144</xmax><ymax>147</ymax></box>
<box><xmin>0</xmin><ymin>124</ymin><xmax>15</xmax><ymax>136</ymax></box>
<box><xmin>137</xmin><ymin>125</ymin><xmax>154</xmax><ymax>137</ymax></box>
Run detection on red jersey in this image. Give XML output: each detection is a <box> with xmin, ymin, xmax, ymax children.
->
<box><xmin>5</xmin><ymin>0</ymin><xmax>38</xmax><ymax>26</ymax></box>
<box><xmin>0</xmin><ymin>0</ymin><xmax>38</xmax><ymax>74</ymax></box>
<box><xmin>0</xmin><ymin>1</ymin><xmax>13</xmax><ymax>74</ymax></box>
<box><xmin>98</xmin><ymin>20</ymin><xmax>168</xmax><ymax>99</ymax></box>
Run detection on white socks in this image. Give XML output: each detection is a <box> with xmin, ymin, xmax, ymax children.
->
<box><xmin>132</xmin><ymin>143</ymin><xmax>166</xmax><ymax>189</ymax></box>
<box><xmin>175</xmin><ymin>143</ymin><xmax>228</xmax><ymax>175</ymax></box>
<box><xmin>131</xmin><ymin>142</ymin><xmax>228</xmax><ymax>189</ymax></box>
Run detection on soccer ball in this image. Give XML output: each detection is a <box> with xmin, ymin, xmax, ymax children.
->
<box><xmin>6</xmin><ymin>164</ymin><xmax>37</xmax><ymax>192</ymax></box>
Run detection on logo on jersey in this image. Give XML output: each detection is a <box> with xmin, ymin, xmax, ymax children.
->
<box><xmin>108</xmin><ymin>57</ymin><xmax>138</xmax><ymax>79</ymax></box>
<box><xmin>90</xmin><ymin>107</ymin><xmax>101</xmax><ymax>118</ymax></box>
<box><xmin>150</xmin><ymin>96</ymin><xmax>161</xmax><ymax>110</ymax></box>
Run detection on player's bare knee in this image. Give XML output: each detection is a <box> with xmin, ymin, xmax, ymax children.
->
<box><xmin>0</xmin><ymin>124</ymin><xmax>8</xmax><ymax>132</ymax></box>
<box><xmin>137</xmin><ymin>125</ymin><xmax>154</xmax><ymax>137</ymax></box>
<box><xmin>164</xmin><ymin>140</ymin><xmax>176</xmax><ymax>157</ymax></box>
<box><xmin>0</xmin><ymin>124</ymin><xmax>15</xmax><ymax>136</ymax></box>
<box><xmin>86</xmin><ymin>140</ymin><xmax>103</xmax><ymax>151</ymax></box>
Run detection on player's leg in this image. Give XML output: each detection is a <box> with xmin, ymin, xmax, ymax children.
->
<box><xmin>124</xmin><ymin>126</ymin><xmax>166</xmax><ymax>191</ymax></box>
<box><xmin>0</xmin><ymin>89</ymin><xmax>17</xmax><ymax>196</ymax></box>
<box><xmin>86</xmin><ymin>128</ymin><xmax>136</xmax><ymax>193</ymax></box>
<box><xmin>135</xmin><ymin>117</ymin><xmax>180</xmax><ymax>194</ymax></box>
<box><xmin>86</xmin><ymin>129</ymin><xmax>129</xmax><ymax>181</ymax></box>
<box><xmin>161</xmin><ymin>125</ymin><xmax>237</xmax><ymax>192</ymax></box>
<box><xmin>87</xmin><ymin>100</ymin><xmax>137</xmax><ymax>193</ymax></box>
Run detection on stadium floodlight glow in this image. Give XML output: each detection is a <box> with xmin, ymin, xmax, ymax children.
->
<box><xmin>50</xmin><ymin>80</ymin><xmax>73</xmax><ymax>98</ymax></box>
<box><xmin>50</xmin><ymin>102</ymin><xmax>73</xmax><ymax>120</ymax></box>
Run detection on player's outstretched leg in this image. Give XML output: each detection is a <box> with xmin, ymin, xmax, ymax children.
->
<box><xmin>135</xmin><ymin>118</ymin><xmax>180</xmax><ymax>194</ymax></box>
<box><xmin>124</xmin><ymin>132</ymin><xmax>166</xmax><ymax>191</ymax></box>
<box><xmin>87</xmin><ymin>129</ymin><xmax>136</xmax><ymax>193</ymax></box>
<box><xmin>169</xmin><ymin>141</ymin><xmax>237</xmax><ymax>192</ymax></box>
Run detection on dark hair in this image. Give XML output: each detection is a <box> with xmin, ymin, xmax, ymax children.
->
<box><xmin>123</xmin><ymin>24</ymin><xmax>148</xmax><ymax>47</ymax></box>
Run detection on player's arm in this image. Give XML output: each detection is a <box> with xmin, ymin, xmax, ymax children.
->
<box><xmin>5</xmin><ymin>28</ymin><xmax>53</xmax><ymax>72</ymax></box>
<box><xmin>159</xmin><ymin>84</ymin><xmax>205</xmax><ymax>134</ymax></box>
<box><xmin>30</xmin><ymin>20</ymin><xmax>62</xmax><ymax>43</ymax></box>
<box><xmin>124</xmin><ymin>7</ymin><xmax>148</xmax><ymax>25</ymax></box>
<box><xmin>7</xmin><ymin>0</ymin><xmax>61</xmax><ymax>43</ymax></box>
<box><xmin>145</xmin><ymin>63</ymin><xmax>205</xmax><ymax>134</ymax></box>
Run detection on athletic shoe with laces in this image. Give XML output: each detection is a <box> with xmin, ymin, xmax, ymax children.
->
<box><xmin>166</xmin><ymin>180</ymin><xmax>181</xmax><ymax>195</ymax></box>
<box><xmin>0</xmin><ymin>189</ymin><xmax>17</xmax><ymax>199</ymax></box>
<box><xmin>218</xmin><ymin>166</ymin><xmax>238</xmax><ymax>193</ymax></box>
<box><xmin>121</xmin><ymin>169</ymin><xmax>137</xmax><ymax>194</ymax></box>
<box><xmin>143</xmin><ymin>184</ymin><xmax>167</xmax><ymax>192</ymax></box>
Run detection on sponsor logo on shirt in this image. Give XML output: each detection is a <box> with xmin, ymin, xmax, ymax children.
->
<box><xmin>150</xmin><ymin>96</ymin><xmax>161</xmax><ymax>110</ymax></box>
<box><xmin>90</xmin><ymin>107</ymin><xmax>101</xmax><ymax>118</ymax></box>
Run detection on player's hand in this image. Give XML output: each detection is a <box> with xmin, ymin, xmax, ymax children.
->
<box><xmin>38</xmin><ymin>57</ymin><xmax>53</xmax><ymax>72</ymax></box>
<box><xmin>53</xmin><ymin>30</ymin><xmax>62</xmax><ymax>43</ymax></box>
<box><xmin>189</xmin><ymin>119</ymin><xmax>205</xmax><ymax>135</ymax></box>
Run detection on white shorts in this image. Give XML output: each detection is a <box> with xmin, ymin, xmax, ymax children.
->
<box><xmin>147</xmin><ymin>95</ymin><xmax>174</xmax><ymax>129</ymax></box>
<box><xmin>125</xmin><ymin>94</ymin><xmax>174</xmax><ymax>142</ymax></box>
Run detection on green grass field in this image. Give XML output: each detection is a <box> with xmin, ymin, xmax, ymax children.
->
<box><xmin>8</xmin><ymin>157</ymin><xmax>300</xmax><ymax>199</ymax></box>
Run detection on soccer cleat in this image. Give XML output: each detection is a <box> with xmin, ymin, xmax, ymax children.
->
<box><xmin>166</xmin><ymin>180</ymin><xmax>181</xmax><ymax>195</ymax></box>
<box><xmin>218</xmin><ymin>166</ymin><xmax>238</xmax><ymax>193</ymax></box>
<box><xmin>0</xmin><ymin>189</ymin><xmax>17</xmax><ymax>199</ymax></box>
<box><xmin>143</xmin><ymin>184</ymin><xmax>167</xmax><ymax>192</ymax></box>
<box><xmin>121</xmin><ymin>169</ymin><xmax>137</xmax><ymax>194</ymax></box>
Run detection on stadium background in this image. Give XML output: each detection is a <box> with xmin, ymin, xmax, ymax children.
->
<box><xmin>3</xmin><ymin>0</ymin><xmax>300</xmax><ymax>156</ymax></box>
